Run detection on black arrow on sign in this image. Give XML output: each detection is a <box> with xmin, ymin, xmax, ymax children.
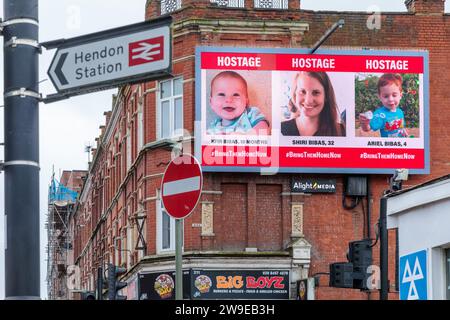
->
<box><xmin>55</xmin><ymin>52</ymin><xmax>69</xmax><ymax>86</ymax></box>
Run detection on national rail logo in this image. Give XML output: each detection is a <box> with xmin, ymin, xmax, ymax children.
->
<box><xmin>129</xmin><ymin>36</ymin><xmax>164</xmax><ymax>67</ymax></box>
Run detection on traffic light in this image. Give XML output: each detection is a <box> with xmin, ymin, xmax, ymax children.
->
<box><xmin>329</xmin><ymin>239</ymin><xmax>372</xmax><ymax>290</ymax></box>
<box><xmin>107</xmin><ymin>263</ymin><xmax>127</xmax><ymax>300</ymax></box>
<box><xmin>329</xmin><ymin>262</ymin><xmax>353</xmax><ymax>288</ymax></box>
<box><xmin>348</xmin><ymin>239</ymin><xmax>372</xmax><ymax>290</ymax></box>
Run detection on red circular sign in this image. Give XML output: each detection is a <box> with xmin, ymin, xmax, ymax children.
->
<box><xmin>161</xmin><ymin>154</ymin><xmax>203</xmax><ymax>219</ymax></box>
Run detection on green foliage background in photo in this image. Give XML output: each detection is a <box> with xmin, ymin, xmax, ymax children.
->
<box><xmin>355</xmin><ymin>73</ymin><xmax>419</xmax><ymax>128</ymax></box>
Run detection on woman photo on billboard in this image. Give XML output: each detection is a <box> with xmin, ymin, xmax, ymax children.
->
<box><xmin>281</xmin><ymin>71</ymin><xmax>345</xmax><ymax>137</ymax></box>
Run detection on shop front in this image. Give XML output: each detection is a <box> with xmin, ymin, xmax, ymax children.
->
<box><xmin>136</xmin><ymin>269</ymin><xmax>290</xmax><ymax>300</ymax></box>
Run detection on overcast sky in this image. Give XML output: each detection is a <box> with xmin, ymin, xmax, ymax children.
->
<box><xmin>0</xmin><ymin>0</ymin><xmax>447</xmax><ymax>300</ymax></box>
<box><xmin>0</xmin><ymin>0</ymin><xmax>146</xmax><ymax>300</ymax></box>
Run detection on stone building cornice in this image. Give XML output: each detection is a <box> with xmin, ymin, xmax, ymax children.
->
<box><xmin>173</xmin><ymin>18</ymin><xmax>309</xmax><ymax>39</ymax></box>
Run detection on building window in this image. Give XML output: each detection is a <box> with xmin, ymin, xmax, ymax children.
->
<box><xmin>120</xmin><ymin>229</ymin><xmax>127</xmax><ymax>267</ymax></box>
<box><xmin>254</xmin><ymin>0</ymin><xmax>288</xmax><ymax>9</ymax></box>
<box><xmin>210</xmin><ymin>0</ymin><xmax>244</xmax><ymax>8</ymax></box>
<box><xmin>127</xmin><ymin>223</ymin><xmax>134</xmax><ymax>267</ymax></box>
<box><xmin>156</xmin><ymin>197</ymin><xmax>183</xmax><ymax>253</ymax></box>
<box><xmin>446</xmin><ymin>248</ymin><xmax>450</xmax><ymax>300</ymax></box>
<box><xmin>162</xmin><ymin>210</ymin><xmax>171</xmax><ymax>249</ymax></box>
<box><xmin>161</xmin><ymin>0</ymin><xmax>182</xmax><ymax>15</ymax></box>
<box><xmin>137</xmin><ymin>99</ymin><xmax>144</xmax><ymax>151</ymax></box>
<box><xmin>158</xmin><ymin>77</ymin><xmax>183</xmax><ymax>139</ymax></box>
<box><xmin>126</xmin><ymin>125</ymin><xmax>132</xmax><ymax>171</ymax></box>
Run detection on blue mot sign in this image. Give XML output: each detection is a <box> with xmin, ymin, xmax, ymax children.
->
<box><xmin>399</xmin><ymin>249</ymin><xmax>428</xmax><ymax>300</ymax></box>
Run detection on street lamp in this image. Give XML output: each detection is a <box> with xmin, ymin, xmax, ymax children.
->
<box><xmin>310</xmin><ymin>19</ymin><xmax>345</xmax><ymax>54</ymax></box>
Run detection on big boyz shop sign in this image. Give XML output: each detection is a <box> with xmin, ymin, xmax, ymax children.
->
<box><xmin>195</xmin><ymin>47</ymin><xmax>429</xmax><ymax>175</ymax></box>
<box><xmin>138</xmin><ymin>269</ymin><xmax>290</xmax><ymax>300</ymax></box>
<box><xmin>191</xmin><ymin>270</ymin><xmax>290</xmax><ymax>300</ymax></box>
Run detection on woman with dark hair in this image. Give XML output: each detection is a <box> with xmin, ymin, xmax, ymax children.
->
<box><xmin>281</xmin><ymin>72</ymin><xmax>345</xmax><ymax>136</ymax></box>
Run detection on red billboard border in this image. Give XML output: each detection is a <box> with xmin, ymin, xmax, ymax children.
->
<box><xmin>195</xmin><ymin>46</ymin><xmax>430</xmax><ymax>175</ymax></box>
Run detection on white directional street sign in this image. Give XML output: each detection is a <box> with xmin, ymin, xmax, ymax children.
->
<box><xmin>45</xmin><ymin>17</ymin><xmax>172</xmax><ymax>100</ymax></box>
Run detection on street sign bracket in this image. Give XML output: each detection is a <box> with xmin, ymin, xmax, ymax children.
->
<box><xmin>2</xmin><ymin>160</ymin><xmax>40</xmax><ymax>169</ymax></box>
<box><xmin>40</xmin><ymin>92</ymin><xmax>71</xmax><ymax>104</ymax></box>
<box><xmin>42</xmin><ymin>71</ymin><xmax>174</xmax><ymax>104</ymax></box>
<box><xmin>4</xmin><ymin>88</ymin><xmax>42</xmax><ymax>100</ymax></box>
<box><xmin>0</xmin><ymin>18</ymin><xmax>39</xmax><ymax>33</ymax></box>
<box><xmin>40</xmin><ymin>38</ymin><xmax>67</xmax><ymax>50</ymax></box>
<box><xmin>4</xmin><ymin>36</ymin><xmax>42</xmax><ymax>53</ymax></box>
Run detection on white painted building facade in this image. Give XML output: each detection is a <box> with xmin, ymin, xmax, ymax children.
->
<box><xmin>386</xmin><ymin>175</ymin><xmax>450</xmax><ymax>300</ymax></box>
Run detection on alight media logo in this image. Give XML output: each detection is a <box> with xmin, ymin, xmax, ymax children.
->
<box><xmin>129</xmin><ymin>36</ymin><xmax>164</xmax><ymax>66</ymax></box>
<box><xmin>294</xmin><ymin>182</ymin><xmax>313</xmax><ymax>191</ymax></box>
<box><xmin>312</xmin><ymin>182</ymin><xmax>336</xmax><ymax>190</ymax></box>
<box><xmin>292</xmin><ymin>179</ymin><xmax>337</xmax><ymax>193</ymax></box>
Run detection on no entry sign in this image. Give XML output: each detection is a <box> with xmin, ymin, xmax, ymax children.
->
<box><xmin>161</xmin><ymin>154</ymin><xmax>203</xmax><ymax>219</ymax></box>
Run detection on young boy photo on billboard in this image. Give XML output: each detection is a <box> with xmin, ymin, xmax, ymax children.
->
<box><xmin>358</xmin><ymin>73</ymin><xmax>416</xmax><ymax>138</ymax></box>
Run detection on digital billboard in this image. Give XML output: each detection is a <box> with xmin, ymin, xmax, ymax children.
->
<box><xmin>195</xmin><ymin>47</ymin><xmax>429</xmax><ymax>174</ymax></box>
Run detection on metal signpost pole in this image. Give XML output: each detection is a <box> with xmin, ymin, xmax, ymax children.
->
<box><xmin>161</xmin><ymin>154</ymin><xmax>203</xmax><ymax>300</ymax></box>
<box><xmin>380</xmin><ymin>196</ymin><xmax>388</xmax><ymax>300</ymax></box>
<box><xmin>3</xmin><ymin>0</ymin><xmax>40</xmax><ymax>299</ymax></box>
<box><xmin>175</xmin><ymin>219</ymin><xmax>183</xmax><ymax>300</ymax></box>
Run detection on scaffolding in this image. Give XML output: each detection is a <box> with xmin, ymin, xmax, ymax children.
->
<box><xmin>46</xmin><ymin>175</ymin><xmax>80</xmax><ymax>300</ymax></box>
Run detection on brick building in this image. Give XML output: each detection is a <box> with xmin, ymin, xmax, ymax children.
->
<box><xmin>47</xmin><ymin>170</ymin><xmax>86</xmax><ymax>300</ymax></box>
<box><xmin>68</xmin><ymin>0</ymin><xmax>449</xmax><ymax>300</ymax></box>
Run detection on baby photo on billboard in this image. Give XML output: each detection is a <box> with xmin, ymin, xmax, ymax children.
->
<box><xmin>205</xmin><ymin>70</ymin><xmax>272</xmax><ymax>136</ymax></box>
<box><xmin>277</xmin><ymin>71</ymin><xmax>349</xmax><ymax>137</ymax></box>
<box><xmin>355</xmin><ymin>73</ymin><xmax>420</xmax><ymax>138</ymax></box>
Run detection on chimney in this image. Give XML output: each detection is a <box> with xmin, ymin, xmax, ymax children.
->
<box><xmin>91</xmin><ymin>148</ymin><xmax>97</xmax><ymax>160</ymax></box>
<box><xmin>289</xmin><ymin>0</ymin><xmax>301</xmax><ymax>10</ymax></box>
<box><xmin>405</xmin><ymin>0</ymin><xmax>445</xmax><ymax>14</ymax></box>
<box><xmin>145</xmin><ymin>0</ymin><xmax>160</xmax><ymax>20</ymax></box>
<box><xmin>104</xmin><ymin>111</ymin><xmax>112</xmax><ymax>126</ymax></box>
<box><xmin>99</xmin><ymin>125</ymin><xmax>106</xmax><ymax>137</ymax></box>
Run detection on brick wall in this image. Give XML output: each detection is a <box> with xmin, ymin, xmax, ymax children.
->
<box><xmin>405</xmin><ymin>0</ymin><xmax>445</xmax><ymax>13</ymax></box>
<box><xmin>215</xmin><ymin>184</ymin><xmax>248</xmax><ymax>250</ymax></box>
<box><xmin>71</xmin><ymin>0</ymin><xmax>450</xmax><ymax>299</ymax></box>
<box><xmin>161</xmin><ymin>1</ymin><xmax>448</xmax><ymax>300</ymax></box>
<box><xmin>255</xmin><ymin>184</ymin><xmax>283</xmax><ymax>250</ymax></box>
